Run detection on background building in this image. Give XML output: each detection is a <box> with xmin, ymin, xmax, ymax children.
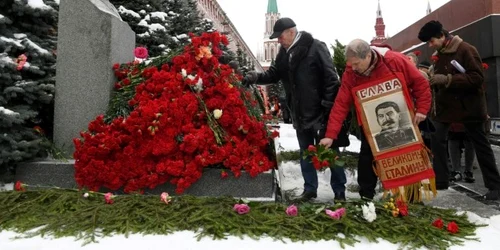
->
<box><xmin>370</xmin><ymin>0</ymin><xmax>388</xmax><ymax>45</ymax></box>
<box><xmin>383</xmin><ymin>0</ymin><xmax>500</xmax><ymax>119</ymax></box>
<box><xmin>258</xmin><ymin>0</ymin><xmax>280</xmax><ymax>71</ymax></box>
<box><xmin>197</xmin><ymin>0</ymin><xmax>263</xmax><ymax>72</ymax></box>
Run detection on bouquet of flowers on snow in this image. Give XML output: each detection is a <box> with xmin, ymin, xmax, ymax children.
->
<box><xmin>302</xmin><ymin>144</ymin><xmax>345</xmax><ymax>171</ymax></box>
<box><xmin>73</xmin><ymin>32</ymin><xmax>277</xmax><ymax>194</ymax></box>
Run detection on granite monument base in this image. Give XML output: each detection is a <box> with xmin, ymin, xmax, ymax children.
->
<box><xmin>15</xmin><ymin>160</ymin><xmax>277</xmax><ymax>201</ymax></box>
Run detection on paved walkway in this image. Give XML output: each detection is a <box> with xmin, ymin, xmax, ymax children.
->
<box><xmin>425</xmin><ymin>141</ymin><xmax>500</xmax><ymax>218</ymax></box>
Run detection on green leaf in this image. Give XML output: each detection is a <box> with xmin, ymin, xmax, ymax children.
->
<box><xmin>334</xmin><ymin>160</ymin><xmax>345</xmax><ymax>167</ymax></box>
<box><xmin>315</xmin><ymin>205</ymin><xmax>326</xmax><ymax>214</ymax></box>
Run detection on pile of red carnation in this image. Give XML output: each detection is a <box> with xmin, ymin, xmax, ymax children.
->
<box><xmin>73</xmin><ymin>32</ymin><xmax>276</xmax><ymax>194</ymax></box>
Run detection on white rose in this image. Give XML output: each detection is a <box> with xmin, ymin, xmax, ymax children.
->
<box><xmin>194</xmin><ymin>78</ymin><xmax>204</xmax><ymax>92</ymax></box>
<box><xmin>213</xmin><ymin>109</ymin><xmax>223</xmax><ymax>119</ymax></box>
<box><xmin>361</xmin><ymin>202</ymin><xmax>377</xmax><ymax>222</ymax></box>
<box><xmin>181</xmin><ymin>69</ymin><xmax>187</xmax><ymax>78</ymax></box>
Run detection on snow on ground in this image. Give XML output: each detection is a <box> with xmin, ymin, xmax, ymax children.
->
<box><xmin>1</xmin><ymin>216</ymin><xmax>499</xmax><ymax>250</ymax></box>
<box><xmin>276</xmin><ymin>123</ymin><xmax>362</xmax><ymax>201</ymax></box>
<box><xmin>1</xmin><ymin>123</ymin><xmax>500</xmax><ymax>249</ymax></box>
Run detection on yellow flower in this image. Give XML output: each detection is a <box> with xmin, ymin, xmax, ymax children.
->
<box><xmin>213</xmin><ymin>109</ymin><xmax>223</xmax><ymax>119</ymax></box>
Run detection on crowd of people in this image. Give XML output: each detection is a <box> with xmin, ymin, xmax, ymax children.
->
<box><xmin>243</xmin><ymin>18</ymin><xmax>500</xmax><ymax>202</ymax></box>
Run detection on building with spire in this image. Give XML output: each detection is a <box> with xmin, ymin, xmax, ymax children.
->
<box><xmin>259</xmin><ymin>0</ymin><xmax>280</xmax><ymax>70</ymax></box>
<box><xmin>196</xmin><ymin>0</ymin><xmax>263</xmax><ymax>72</ymax></box>
<box><xmin>370</xmin><ymin>0</ymin><xmax>388</xmax><ymax>45</ymax></box>
<box><xmin>426</xmin><ymin>0</ymin><xmax>432</xmax><ymax>15</ymax></box>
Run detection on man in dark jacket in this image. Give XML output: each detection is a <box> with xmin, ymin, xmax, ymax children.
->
<box><xmin>244</xmin><ymin>17</ymin><xmax>347</xmax><ymax>202</ymax></box>
<box><xmin>418</xmin><ymin>20</ymin><xmax>500</xmax><ymax>200</ymax></box>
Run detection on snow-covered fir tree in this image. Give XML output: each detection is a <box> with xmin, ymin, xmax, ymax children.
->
<box><xmin>0</xmin><ymin>0</ymin><xmax>58</xmax><ymax>176</ymax></box>
<box><xmin>110</xmin><ymin>0</ymin><xmax>218</xmax><ymax>58</ymax></box>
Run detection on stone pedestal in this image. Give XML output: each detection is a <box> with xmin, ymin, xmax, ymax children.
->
<box><xmin>16</xmin><ymin>161</ymin><xmax>277</xmax><ymax>201</ymax></box>
<box><xmin>54</xmin><ymin>0</ymin><xmax>135</xmax><ymax>155</ymax></box>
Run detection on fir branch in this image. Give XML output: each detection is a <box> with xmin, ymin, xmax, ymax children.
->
<box><xmin>0</xmin><ymin>190</ymin><xmax>484</xmax><ymax>249</ymax></box>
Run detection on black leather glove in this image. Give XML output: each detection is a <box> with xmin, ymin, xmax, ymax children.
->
<box><xmin>243</xmin><ymin>71</ymin><xmax>258</xmax><ymax>87</ymax></box>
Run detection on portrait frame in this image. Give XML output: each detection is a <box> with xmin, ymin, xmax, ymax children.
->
<box><xmin>351</xmin><ymin>75</ymin><xmax>424</xmax><ymax>158</ymax></box>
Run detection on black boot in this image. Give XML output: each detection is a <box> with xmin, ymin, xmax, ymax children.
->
<box><xmin>449</xmin><ymin>171</ymin><xmax>462</xmax><ymax>182</ymax></box>
<box><xmin>483</xmin><ymin>190</ymin><xmax>500</xmax><ymax>200</ymax></box>
<box><xmin>334</xmin><ymin>192</ymin><xmax>346</xmax><ymax>202</ymax></box>
<box><xmin>463</xmin><ymin>171</ymin><xmax>475</xmax><ymax>183</ymax></box>
<box><xmin>292</xmin><ymin>191</ymin><xmax>317</xmax><ymax>202</ymax></box>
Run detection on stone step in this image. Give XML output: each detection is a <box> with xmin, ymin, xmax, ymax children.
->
<box><xmin>16</xmin><ymin>160</ymin><xmax>277</xmax><ymax>201</ymax></box>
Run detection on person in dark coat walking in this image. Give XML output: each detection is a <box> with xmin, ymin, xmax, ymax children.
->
<box><xmin>418</xmin><ymin>20</ymin><xmax>500</xmax><ymax>200</ymax></box>
<box><xmin>244</xmin><ymin>18</ymin><xmax>347</xmax><ymax>202</ymax></box>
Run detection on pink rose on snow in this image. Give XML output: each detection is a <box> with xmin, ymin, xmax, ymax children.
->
<box><xmin>325</xmin><ymin>208</ymin><xmax>346</xmax><ymax>220</ymax></box>
<box><xmin>160</xmin><ymin>192</ymin><xmax>171</xmax><ymax>204</ymax></box>
<box><xmin>134</xmin><ymin>46</ymin><xmax>149</xmax><ymax>59</ymax></box>
<box><xmin>104</xmin><ymin>192</ymin><xmax>114</xmax><ymax>204</ymax></box>
<box><xmin>286</xmin><ymin>204</ymin><xmax>298</xmax><ymax>216</ymax></box>
<box><xmin>233</xmin><ymin>204</ymin><xmax>250</xmax><ymax>214</ymax></box>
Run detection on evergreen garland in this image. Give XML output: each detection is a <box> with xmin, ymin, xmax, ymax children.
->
<box><xmin>0</xmin><ymin>189</ymin><xmax>482</xmax><ymax>249</ymax></box>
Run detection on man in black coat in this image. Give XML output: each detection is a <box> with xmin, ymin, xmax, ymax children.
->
<box><xmin>244</xmin><ymin>18</ymin><xmax>347</xmax><ymax>202</ymax></box>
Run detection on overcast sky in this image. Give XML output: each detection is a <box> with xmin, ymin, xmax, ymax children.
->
<box><xmin>216</xmin><ymin>0</ymin><xmax>450</xmax><ymax>55</ymax></box>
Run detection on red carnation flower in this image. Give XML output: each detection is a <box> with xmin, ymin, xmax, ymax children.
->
<box><xmin>431</xmin><ymin>55</ymin><xmax>439</xmax><ymax>62</ymax></box>
<box><xmin>270</xmin><ymin>130</ymin><xmax>280</xmax><ymax>138</ymax></box>
<box><xmin>33</xmin><ymin>126</ymin><xmax>44</xmax><ymax>135</ymax></box>
<box><xmin>320</xmin><ymin>160</ymin><xmax>329</xmax><ymax>167</ymax></box>
<box><xmin>221</xmin><ymin>170</ymin><xmax>229</xmax><ymax>179</ymax></box>
<box><xmin>447</xmin><ymin>221</ymin><xmax>459</xmax><ymax>234</ymax></box>
<box><xmin>482</xmin><ymin>63</ymin><xmax>489</xmax><ymax>70</ymax></box>
<box><xmin>14</xmin><ymin>181</ymin><xmax>25</xmax><ymax>191</ymax></box>
<box><xmin>432</xmin><ymin>218</ymin><xmax>444</xmax><ymax>229</ymax></box>
<box><xmin>414</xmin><ymin>50</ymin><xmax>421</xmax><ymax>56</ymax></box>
<box><xmin>307</xmin><ymin>145</ymin><xmax>317</xmax><ymax>153</ymax></box>
<box><xmin>311</xmin><ymin>156</ymin><xmax>321</xmax><ymax>170</ymax></box>
<box><xmin>396</xmin><ymin>200</ymin><xmax>408</xmax><ymax>216</ymax></box>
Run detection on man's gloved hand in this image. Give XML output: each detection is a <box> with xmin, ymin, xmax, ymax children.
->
<box><xmin>243</xmin><ymin>71</ymin><xmax>258</xmax><ymax>87</ymax></box>
<box><xmin>430</xmin><ymin>74</ymin><xmax>451</xmax><ymax>87</ymax></box>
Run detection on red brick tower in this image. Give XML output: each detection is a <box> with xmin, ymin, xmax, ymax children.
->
<box><xmin>371</xmin><ymin>0</ymin><xmax>387</xmax><ymax>45</ymax></box>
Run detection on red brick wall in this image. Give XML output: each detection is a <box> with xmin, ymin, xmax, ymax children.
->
<box><xmin>384</xmin><ymin>0</ymin><xmax>500</xmax><ymax>51</ymax></box>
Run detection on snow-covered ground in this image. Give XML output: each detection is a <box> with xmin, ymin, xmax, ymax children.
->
<box><xmin>1</xmin><ymin>123</ymin><xmax>500</xmax><ymax>249</ymax></box>
<box><xmin>276</xmin><ymin>123</ymin><xmax>362</xmax><ymax>201</ymax></box>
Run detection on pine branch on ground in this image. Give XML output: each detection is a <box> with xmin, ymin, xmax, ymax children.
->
<box><xmin>0</xmin><ymin>189</ymin><xmax>483</xmax><ymax>249</ymax></box>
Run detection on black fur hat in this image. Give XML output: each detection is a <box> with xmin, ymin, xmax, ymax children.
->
<box><xmin>418</xmin><ymin>20</ymin><xmax>443</xmax><ymax>42</ymax></box>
